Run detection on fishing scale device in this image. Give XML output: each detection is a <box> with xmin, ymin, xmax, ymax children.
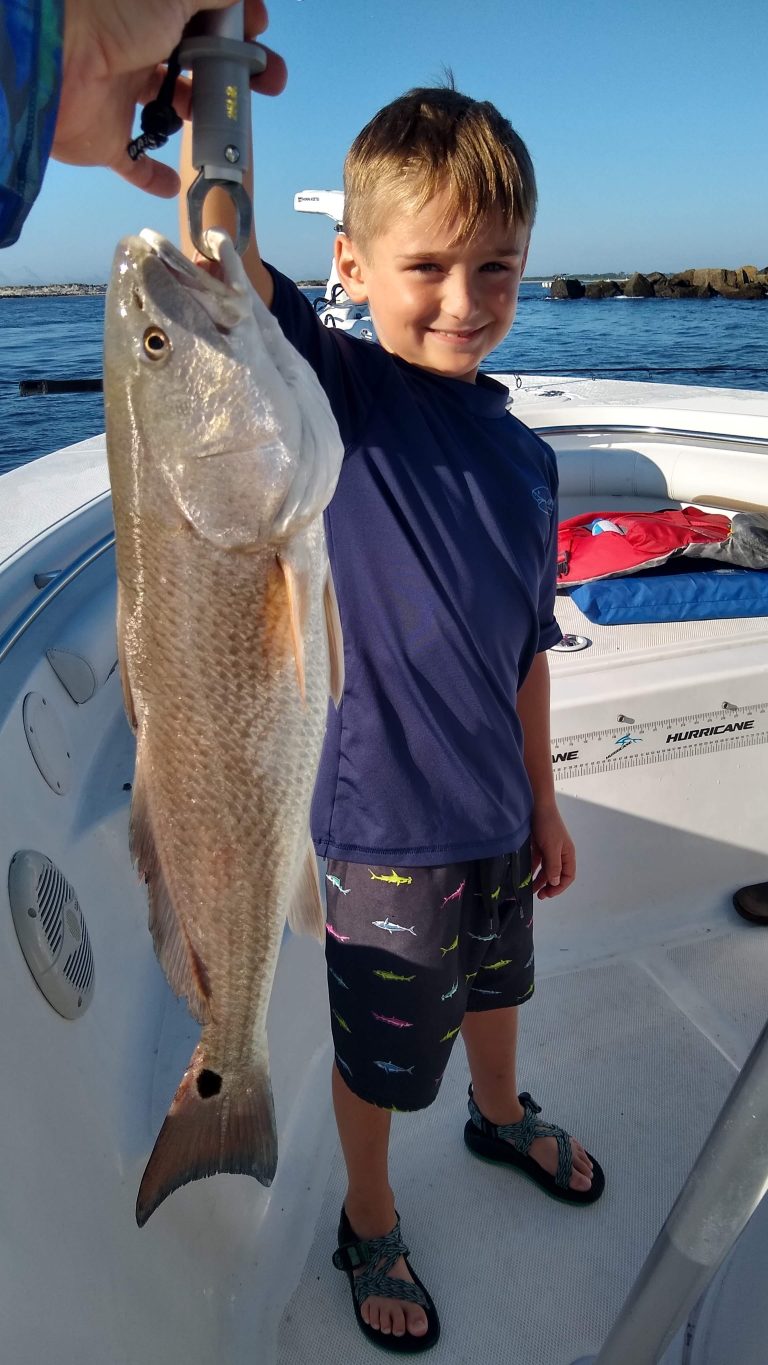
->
<box><xmin>127</xmin><ymin>2</ymin><xmax>266</xmax><ymax>256</ymax></box>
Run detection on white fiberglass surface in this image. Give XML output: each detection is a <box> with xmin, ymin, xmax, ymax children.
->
<box><xmin>276</xmin><ymin>920</ymin><xmax>766</xmax><ymax>1365</ymax></box>
<box><xmin>3</xmin><ymin>574</ymin><xmax>768</xmax><ymax>1364</ymax></box>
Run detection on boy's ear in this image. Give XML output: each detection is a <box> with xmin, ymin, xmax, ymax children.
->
<box><xmin>335</xmin><ymin>234</ymin><xmax>369</xmax><ymax>303</ymax></box>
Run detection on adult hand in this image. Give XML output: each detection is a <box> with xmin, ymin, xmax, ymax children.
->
<box><xmin>53</xmin><ymin>0</ymin><xmax>287</xmax><ymax>196</ymax></box>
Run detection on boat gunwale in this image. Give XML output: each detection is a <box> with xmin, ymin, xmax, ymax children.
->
<box><xmin>535</xmin><ymin>422</ymin><xmax>768</xmax><ymax>448</ymax></box>
<box><xmin>4</xmin><ymin>423</ymin><xmax>768</xmax><ymax>666</ymax></box>
<box><xmin>0</xmin><ymin>532</ymin><xmax>114</xmax><ymax>665</ymax></box>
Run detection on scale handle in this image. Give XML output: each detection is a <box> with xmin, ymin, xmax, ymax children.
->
<box><xmin>184</xmin><ymin>6</ymin><xmax>265</xmax><ymax>180</ymax></box>
<box><xmin>180</xmin><ymin>4</ymin><xmax>267</xmax><ymax>255</ymax></box>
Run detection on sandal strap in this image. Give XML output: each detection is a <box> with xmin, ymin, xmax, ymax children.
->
<box><xmin>353</xmin><ymin>1265</ymin><xmax>430</xmax><ymax>1308</ymax></box>
<box><xmin>333</xmin><ymin>1218</ymin><xmax>429</xmax><ymax>1309</ymax></box>
<box><xmin>468</xmin><ymin>1086</ymin><xmax>574</xmax><ymax>1190</ymax></box>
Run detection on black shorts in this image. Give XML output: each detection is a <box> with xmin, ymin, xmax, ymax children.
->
<box><xmin>324</xmin><ymin>839</ymin><xmax>534</xmax><ymax>1112</ymax></box>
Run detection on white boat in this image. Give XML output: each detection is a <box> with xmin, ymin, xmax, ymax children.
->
<box><xmin>2</xmin><ymin>332</ymin><xmax>768</xmax><ymax>1365</ymax></box>
<box><xmin>294</xmin><ymin>189</ymin><xmax>375</xmax><ymax>339</ymax></box>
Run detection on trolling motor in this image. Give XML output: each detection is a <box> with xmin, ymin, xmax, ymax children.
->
<box><xmin>127</xmin><ymin>2</ymin><xmax>266</xmax><ymax>257</ymax></box>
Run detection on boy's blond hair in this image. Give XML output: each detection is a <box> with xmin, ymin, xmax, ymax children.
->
<box><xmin>343</xmin><ymin>86</ymin><xmax>537</xmax><ymax>256</ymax></box>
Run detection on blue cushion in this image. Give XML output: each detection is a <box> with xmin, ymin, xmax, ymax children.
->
<box><xmin>570</xmin><ymin>569</ymin><xmax>768</xmax><ymax>625</ymax></box>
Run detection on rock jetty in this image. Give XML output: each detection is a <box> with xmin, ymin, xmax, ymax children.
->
<box><xmin>550</xmin><ymin>267</ymin><xmax>768</xmax><ymax>300</ymax></box>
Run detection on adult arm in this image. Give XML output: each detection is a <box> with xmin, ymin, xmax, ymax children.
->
<box><xmin>0</xmin><ymin>0</ymin><xmax>286</xmax><ymax>247</ymax></box>
<box><xmin>0</xmin><ymin>0</ymin><xmax>63</xmax><ymax>246</ymax></box>
<box><xmin>54</xmin><ymin>0</ymin><xmax>285</xmax><ymax>195</ymax></box>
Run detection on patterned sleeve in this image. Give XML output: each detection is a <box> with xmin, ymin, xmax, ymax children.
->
<box><xmin>0</xmin><ymin>0</ymin><xmax>63</xmax><ymax>247</ymax></box>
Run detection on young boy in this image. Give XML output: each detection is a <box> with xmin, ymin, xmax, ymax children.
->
<box><xmin>183</xmin><ymin>71</ymin><xmax>604</xmax><ymax>1354</ymax></box>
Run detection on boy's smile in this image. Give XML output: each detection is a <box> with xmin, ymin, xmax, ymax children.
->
<box><xmin>335</xmin><ymin>193</ymin><xmax>529</xmax><ymax>382</ymax></box>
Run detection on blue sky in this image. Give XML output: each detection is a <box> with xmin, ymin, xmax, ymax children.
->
<box><xmin>2</xmin><ymin>0</ymin><xmax>767</xmax><ymax>283</ymax></box>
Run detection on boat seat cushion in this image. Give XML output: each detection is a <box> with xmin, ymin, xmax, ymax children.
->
<box><xmin>569</xmin><ymin>567</ymin><xmax>768</xmax><ymax>625</ymax></box>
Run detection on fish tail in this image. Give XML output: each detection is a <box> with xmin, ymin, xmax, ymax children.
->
<box><xmin>136</xmin><ymin>1040</ymin><xmax>277</xmax><ymax>1227</ymax></box>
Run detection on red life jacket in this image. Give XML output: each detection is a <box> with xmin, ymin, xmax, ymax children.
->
<box><xmin>557</xmin><ymin>508</ymin><xmax>733</xmax><ymax>586</ymax></box>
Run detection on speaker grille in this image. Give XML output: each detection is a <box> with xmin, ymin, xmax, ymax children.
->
<box><xmin>9</xmin><ymin>851</ymin><xmax>95</xmax><ymax>1018</ymax></box>
<box><xmin>63</xmin><ymin>922</ymin><xmax>94</xmax><ymax>995</ymax></box>
<box><xmin>37</xmin><ymin>860</ymin><xmax>66</xmax><ymax>956</ymax></box>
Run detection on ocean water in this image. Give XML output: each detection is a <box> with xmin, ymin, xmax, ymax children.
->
<box><xmin>1</xmin><ymin>282</ymin><xmax>767</xmax><ymax>476</ymax></box>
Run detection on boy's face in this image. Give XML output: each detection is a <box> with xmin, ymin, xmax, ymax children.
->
<box><xmin>335</xmin><ymin>190</ymin><xmax>529</xmax><ymax>382</ymax></box>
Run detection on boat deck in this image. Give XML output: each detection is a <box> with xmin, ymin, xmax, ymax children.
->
<box><xmin>274</xmin><ymin>908</ymin><xmax>767</xmax><ymax>1364</ymax></box>
<box><xmin>3</xmin><ymin>388</ymin><xmax>768</xmax><ymax>1362</ymax></box>
<box><xmin>270</xmin><ymin>579</ymin><xmax>768</xmax><ymax>1365</ymax></box>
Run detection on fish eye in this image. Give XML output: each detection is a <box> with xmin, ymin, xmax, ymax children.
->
<box><xmin>142</xmin><ymin>326</ymin><xmax>171</xmax><ymax>360</ymax></box>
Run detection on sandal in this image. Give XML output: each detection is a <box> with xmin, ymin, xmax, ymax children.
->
<box><xmin>332</xmin><ymin>1206</ymin><xmax>441</xmax><ymax>1353</ymax></box>
<box><xmin>464</xmin><ymin>1085</ymin><xmax>605</xmax><ymax>1205</ymax></box>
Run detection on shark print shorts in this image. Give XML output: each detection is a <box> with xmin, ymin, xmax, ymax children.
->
<box><xmin>324</xmin><ymin>839</ymin><xmax>534</xmax><ymax>1111</ymax></box>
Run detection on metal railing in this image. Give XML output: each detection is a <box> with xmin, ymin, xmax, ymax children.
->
<box><xmin>572</xmin><ymin>1014</ymin><xmax>768</xmax><ymax>1365</ymax></box>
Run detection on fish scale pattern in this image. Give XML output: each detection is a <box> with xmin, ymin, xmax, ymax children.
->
<box><xmin>129</xmin><ymin>518</ymin><xmax>331</xmax><ymax>1066</ymax></box>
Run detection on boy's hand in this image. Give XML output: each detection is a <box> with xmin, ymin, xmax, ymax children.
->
<box><xmin>530</xmin><ymin>802</ymin><xmax>575</xmax><ymax>900</ymax></box>
<box><xmin>54</xmin><ymin>0</ymin><xmax>287</xmax><ymax>196</ymax></box>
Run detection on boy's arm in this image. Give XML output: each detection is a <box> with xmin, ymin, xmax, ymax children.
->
<box><xmin>177</xmin><ymin>92</ymin><xmax>378</xmax><ymax>450</ymax></box>
<box><xmin>516</xmin><ymin>651</ymin><xmax>556</xmax><ymax>811</ymax></box>
<box><xmin>517</xmin><ymin>651</ymin><xmax>576</xmax><ymax>897</ymax></box>
<box><xmin>178</xmin><ymin>121</ymin><xmax>274</xmax><ymax>307</ymax></box>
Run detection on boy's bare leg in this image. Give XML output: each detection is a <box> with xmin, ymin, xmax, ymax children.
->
<box><xmin>461</xmin><ymin>1005</ymin><xmax>595</xmax><ymax>1192</ymax></box>
<box><xmin>332</xmin><ymin>1063</ymin><xmax>429</xmax><ymax>1338</ymax></box>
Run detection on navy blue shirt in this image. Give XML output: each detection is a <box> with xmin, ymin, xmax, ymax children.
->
<box><xmin>267</xmin><ymin>266</ymin><xmax>562</xmax><ymax>865</ymax></box>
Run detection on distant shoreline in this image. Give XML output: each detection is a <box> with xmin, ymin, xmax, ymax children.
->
<box><xmin>0</xmin><ymin>279</ymin><xmax>327</xmax><ymax>297</ymax></box>
<box><xmin>2</xmin><ymin>267</ymin><xmax>766</xmax><ymax>300</ymax></box>
<box><xmin>0</xmin><ymin>283</ymin><xmax>106</xmax><ymax>297</ymax></box>
<box><xmin>0</xmin><ymin>277</ymin><xmax>593</xmax><ymax>295</ymax></box>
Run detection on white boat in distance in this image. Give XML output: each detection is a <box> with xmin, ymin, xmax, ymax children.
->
<box><xmin>294</xmin><ymin>189</ymin><xmax>374</xmax><ymax>339</ymax></box>
<box><xmin>2</xmin><ymin>247</ymin><xmax>768</xmax><ymax>1365</ymax></box>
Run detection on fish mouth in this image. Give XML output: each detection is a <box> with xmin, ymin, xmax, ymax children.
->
<box><xmin>116</xmin><ymin>229</ymin><xmax>252</xmax><ymax>336</ymax></box>
<box><xmin>139</xmin><ymin>229</ymin><xmax>242</xmax><ymax>301</ymax></box>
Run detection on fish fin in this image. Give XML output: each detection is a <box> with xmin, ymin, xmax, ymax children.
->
<box><xmin>323</xmin><ymin>568</ymin><xmax>345</xmax><ymax>706</ymax></box>
<box><xmin>276</xmin><ymin>550</ymin><xmax>309</xmax><ymax>704</ymax></box>
<box><xmin>286</xmin><ymin>844</ymin><xmax>325</xmax><ymax>942</ymax></box>
<box><xmin>130</xmin><ymin>760</ymin><xmax>212</xmax><ymax>1025</ymax></box>
<box><xmin>116</xmin><ymin>583</ymin><xmax>137</xmax><ymax>732</ymax></box>
<box><xmin>136</xmin><ymin>1038</ymin><xmax>276</xmax><ymax>1227</ymax></box>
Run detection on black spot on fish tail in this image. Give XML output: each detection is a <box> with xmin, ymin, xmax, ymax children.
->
<box><xmin>136</xmin><ymin>1041</ymin><xmax>276</xmax><ymax>1227</ymax></box>
<box><xmin>197</xmin><ymin>1069</ymin><xmax>222</xmax><ymax>1098</ymax></box>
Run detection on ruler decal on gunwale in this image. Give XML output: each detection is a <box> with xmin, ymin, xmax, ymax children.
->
<box><xmin>552</xmin><ymin>702</ymin><xmax>768</xmax><ymax>781</ymax></box>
